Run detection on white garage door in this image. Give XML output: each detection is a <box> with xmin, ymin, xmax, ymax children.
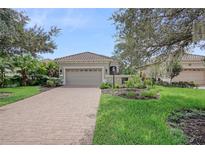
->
<box><xmin>65</xmin><ymin>68</ymin><xmax>102</xmax><ymax>86</ymax></box>
<box><xmin>173</xmin><ymin>69</ymin><xmax>205</xmax><ymax>85</ymax></box>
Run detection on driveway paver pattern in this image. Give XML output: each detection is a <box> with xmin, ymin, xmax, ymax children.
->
<box><xmin>0</xmin><ymin>87</ymin><xmax>101</xmax><ymax>144</ymax></box>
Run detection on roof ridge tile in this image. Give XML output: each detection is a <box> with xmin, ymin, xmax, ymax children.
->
<box><xmin>55</xmin><ymin>51</ymin><xmax>114</xmax><ymax>62</ymax></box>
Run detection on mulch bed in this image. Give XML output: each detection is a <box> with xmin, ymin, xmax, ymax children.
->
<box><xmin>101</xmin><ymin>88</ymin><xmax>159</xmax><ymax>100</ymax></box>
<box><xmin>119</xmin><ymin>93</ymin><xmax>159</xmax><ymax>100</ymax></box>
<box><xmin>0</xmin><ymin>92</ymin><xmax>12</xmax><ymax>99</ymax></box>
<box><xmin>168</xmin><ymin>109</ymin><xmax>205</xmax><ymax>145</ymax></box>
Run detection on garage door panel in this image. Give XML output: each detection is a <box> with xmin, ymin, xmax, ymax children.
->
<box><xmin>65</xmin><ymin>69</ymin><xmax>102</xmax><ymax>86</ymax></box>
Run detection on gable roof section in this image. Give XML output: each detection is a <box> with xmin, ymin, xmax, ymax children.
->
<box><xmin>182</xmin><ymin>53</ymin><xmax>205</xmax><ymax>61</ymax></box>
<box><xmin>55</xmin><ymin>52</ymin><xmax>115</xmax><ymax>63</ymax></box>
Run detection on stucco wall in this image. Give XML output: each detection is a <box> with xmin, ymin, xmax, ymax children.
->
<box><xmin>105</xmin><ymin>75</ymin><xmax>131</xmax><ymax>85</ymax></box>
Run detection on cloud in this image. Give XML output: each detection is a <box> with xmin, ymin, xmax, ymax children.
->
<box><xmin>20</xmin><ymin>9</ymin><xmax>90</xmax><ymax>31</ymax></box>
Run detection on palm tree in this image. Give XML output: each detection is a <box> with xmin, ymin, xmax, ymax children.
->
<box><xmin>13</xmin><ymin>54</ymin><xmax>38</xmax><ymax>86</ymax></box>
<box><xmin>46</xmin><ymin>61</ymin><xmax>59</xmax><ymax>77</ymax></box>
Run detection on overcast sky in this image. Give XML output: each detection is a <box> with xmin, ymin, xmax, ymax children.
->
<box><xmin>18</xmin><ymin>8</ymin><xmax>204</xmax><ymax>59</ymax></box>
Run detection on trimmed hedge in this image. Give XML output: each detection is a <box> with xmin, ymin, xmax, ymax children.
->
<box><xmin>157</xmin><ymin>80</ymin><xmax>197</xmax><ymax>88</ymax></box>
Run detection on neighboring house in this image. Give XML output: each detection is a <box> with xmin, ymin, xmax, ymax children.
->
<box><xmin>172</xmin><ymin>54</ymin><xmax>205</xmax><ymax>85</ymax></box>
<box><xmin>55</xmin><ymin>52</ymin><xmax>130</xmax><ymax>86</ymax></box>
<box><xmin>139</xmin><ymin>53</ymin><xmax>205</xmax><ymax>86</ymax></box>
<box><xmin>41</xmin><ymin>58</ymin><xmax>53</xmax><ymax>63</ymax></box>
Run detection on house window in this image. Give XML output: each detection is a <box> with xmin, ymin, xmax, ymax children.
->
<box><xmin>188</xmin><ymin>63</ymin><xmax>192</xmax><ymax>66</ymax></box>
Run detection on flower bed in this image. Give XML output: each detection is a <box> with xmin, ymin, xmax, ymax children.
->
<box><xmin>168</xmin><ymin>109</ymin><xmax>205</xmax><ymax>145</ymax></box>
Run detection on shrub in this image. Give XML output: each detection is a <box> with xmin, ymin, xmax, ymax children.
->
<box><xmin>114</xmin><ymin>83</ymin><xmax>120</xmax><ymax>89</ymax></box>
<box><xmin>3</xmin><ymin>77</ymin><xmax>13</xmax><ymax>87</ymax></box>
<box><xmin>157</xmin><ymin>80</ymin><xmax>197</xmax><ymax>88</ymax></box>
<box><xmin>3</xmin><ymin>75</ymin><xmax>21</xmax><ymax>87</ymax></box>
<box><xmin>52</xmin><ymin>77</ymin><xmax>63</xmax><ymax>86</ymax></box>
<box><xmin>189</xmin><ymin>81</ymin><xmax>198</xmax><ymax>87</ymax></box>
<box><xmin>177</xmin><ymin>81</ymin><xmax>197</xmax><ymax>88</ymax></box>
<box><xmin>45</xmin><ymin>77</ymin><xmax>62</xmax><ymax>87</ymax></box>
<box><xmin>100</xmin><ymin>82</ymin><xmax>112</xmax><ymax>89</ymax></box>
<box><xmin>34</xmin><ymin>74</ymin><xmax>49</xmax><ymax>86</ymax></box>
<box><xmin>141</xmin><ymin>89</ymin><xmax>158</xmax><ymax>98</ymax></box>
<box><xmin>127</xmin><ymin>91</ymin><xmax>136</xmax><ymax>98</ymax></box>
<box><xmin>11</xmin><ymin>75</ymin><xmax>21</xmax><ymax>85</ymax></box>
<box><xmin>151</xmin><ymin>78</ymin><xmax>157</xmax><ymax>84</ymax></box>
<box><xmin>144</xmin><ymin>78</ymin><xmax>153</xmax><ymax>87</ymax></box>
<box><xmin>46</xmin><ymin>79</ymin><xmax>55</xmax><ymax>87</ymax></box>
<box><xmin>125</xmin><ymin>78</ymin><xmax>135</xmax><ymax>88</ymax></box>
<box><xmin>125</xmin><ymin>75</ymin><xmax>145</xmax><ymax>88</ymax></box>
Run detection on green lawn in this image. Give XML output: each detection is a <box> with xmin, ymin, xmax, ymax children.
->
<box><xmin>93</xmin><ymin>86</ymin><xmax>205</xmax><ymax>144</ymax></box>
<box><xmin>0</xmin><ymin>86</ymin><xmax>40</xmax><ymax>107</ymax></box>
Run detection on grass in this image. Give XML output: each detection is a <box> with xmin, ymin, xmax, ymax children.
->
<box><xmin>0</xmin><ymin>86</ymin><xmax>40</xmax><ymax>107</ymax></box>
<box><xmin>93</xmin><ymin>86</ymin><xmax>205</xmax><ymax>144</ymax></box>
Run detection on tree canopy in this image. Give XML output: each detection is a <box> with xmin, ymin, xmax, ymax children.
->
<box><xmin>0</xmin><ymin>8</ymin><xmax>60</xmax><ymax>56</ymax></box>
<box><xmin>111</xmin><ymin>8</ymin><xmax>205</xmax><ymax>70</ymax></box>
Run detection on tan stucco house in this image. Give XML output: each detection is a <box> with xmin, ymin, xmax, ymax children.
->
<box><xmin>140</xmin><ymin>53</ymin><xmax>205</xmax><ymax>86</ymax></box>
<box><xmin>172</xmin><ymin>54</ymin><xmax>205</xmax><ymax>85</ymax></box>
<box><xmin>56</xmin><ymin>52</ymin><xmax>130</xmax><ymax>86</ymax></box>
<box><xmin>56</xmin><ymin>52</ymin><xmax>205</xmax><ymax>86</ymax></box>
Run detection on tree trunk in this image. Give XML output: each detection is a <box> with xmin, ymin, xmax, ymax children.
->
<box><xmin>21</xmin><ymin>70</ymin><xmax>28</xmax><ymax>86</ymax></box>
<box><xmin>0</xmin><ymin>70</ymin><xmax>5</xmax><ymax>88</ymax></box>
<box><xmin>170</xmin><ymin>78</ymin><xmax>173</xmax><ymax>84</ymax></box>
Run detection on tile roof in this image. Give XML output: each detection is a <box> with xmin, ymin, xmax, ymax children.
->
<box><xmin>182</xmin><ymin>53</ymin><xmax>205</xmax><ymax>61</ymax></box>
<box><xmin>41</xmin><ymin>59</ymin><xmax>52</xmax><ymax>63</ymax></box>
<box><xmin>55</xmin><ymin>52</ymin><xmax>114</xmax><ymax>62</ymax></box>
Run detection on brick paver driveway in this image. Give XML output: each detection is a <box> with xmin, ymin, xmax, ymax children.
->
<box><xmin>0</xmin><ymin>87</ymin><xmax>101</xmax><ymax>144</ymax></box>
